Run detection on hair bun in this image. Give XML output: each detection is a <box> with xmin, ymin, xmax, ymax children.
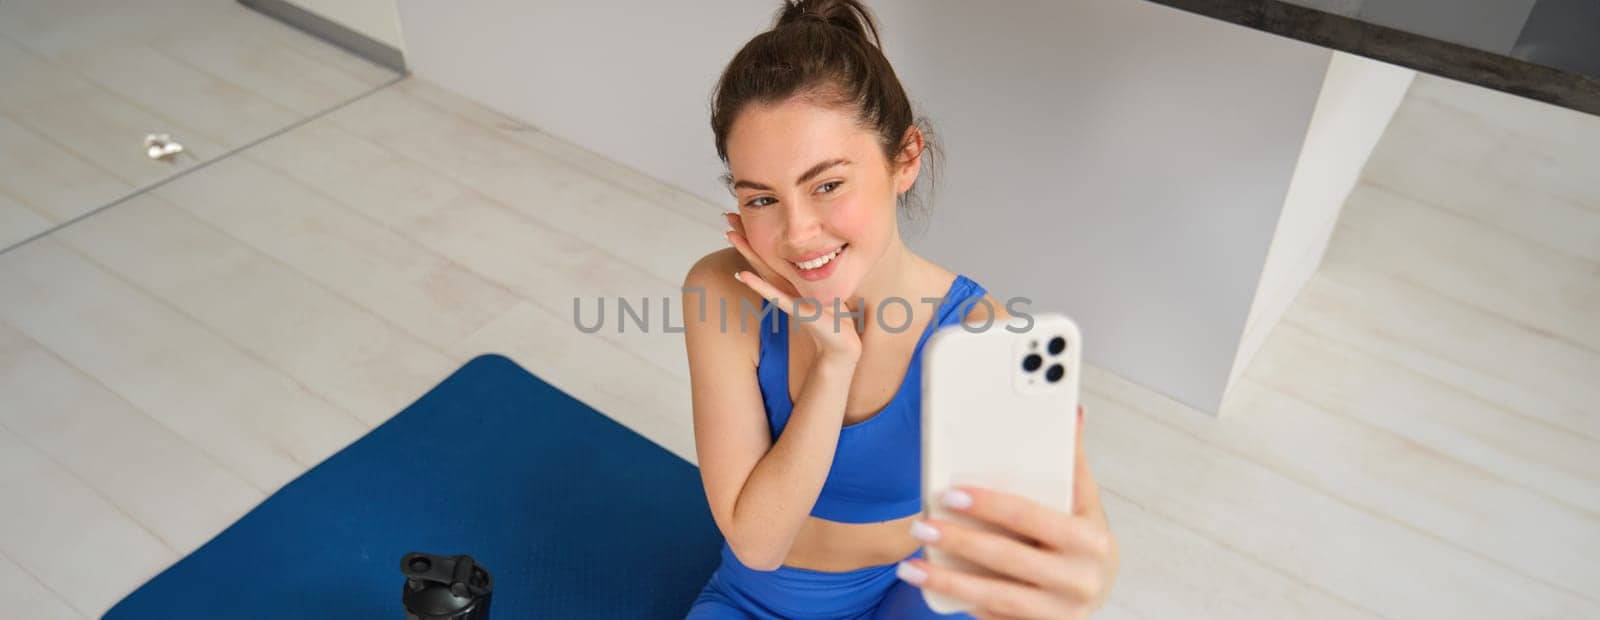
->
<box><xmin>774</xmin><ymin>0</ymin><xmax>882</xmax><ymax>49</ymax></box>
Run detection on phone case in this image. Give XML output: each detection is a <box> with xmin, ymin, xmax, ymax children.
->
<box><xmin>919</xmin><ymin>312</ymin><xmax>1081</xmax><ymax>614</ymax></box>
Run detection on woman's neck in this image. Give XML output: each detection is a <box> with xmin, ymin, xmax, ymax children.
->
<box><xmin>844</xmin><ymin>238</ymin><xmax>946</xmax><ymax>340</ymax></box>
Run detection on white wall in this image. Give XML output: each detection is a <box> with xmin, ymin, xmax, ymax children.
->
<box><xmin>1225</xmin><ymin>52</ymin><xmax>1416</xmax><ymax>401</ymax></box>
<box><xmin>396</xmin><ymin>0</ymin><xmax>1334</xmax><ymax>413</ymax></box>
<box><xmin>283</xmin><ymin>0</ymin><xmax>405</xmax><ymax>52</ymax></box>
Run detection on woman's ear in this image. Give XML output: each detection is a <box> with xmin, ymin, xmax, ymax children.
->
<box><xmin>892</xmin><ymin>126</ymin><xmax>924</xmax><ymax>194</ymax></box>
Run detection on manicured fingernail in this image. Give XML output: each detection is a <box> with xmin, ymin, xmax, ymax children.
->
<box><xmin>722</xmin><ymin>230</ymin><xmax>732</xmax><ymax>243</ymax></box>
<box><xmin>896</xmin><ymin>561</ymin><xmax>926</xmax><ymax>584</ymax></box>
<box><xmin>941</xmin><ymin>488</ymin><xmax>973</xmax><ymax>510</ymax></box>
<box><xmin>909</xmin><ymin>519</ymin><xmax>940</xmax><ymax>543</ymax></box>
<box><xmin>733</xmin><ymin>271</ymin><xmax>743</xmax><ymax>282</ymax></box>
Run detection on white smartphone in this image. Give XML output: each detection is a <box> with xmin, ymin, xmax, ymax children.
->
<box><xmin>919</xmin><ymin>311</ymin><xmax>1081</xmax><ymax>614</ymax></box>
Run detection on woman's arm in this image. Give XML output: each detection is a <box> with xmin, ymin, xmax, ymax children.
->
<box><xmin>682</xmin><ymin>249</ymin><xmax>856</xmax><ymax>571</ymax></box>
<box><xmin>729</xmin><ymin>350</ymin><xmax>856</xmax><ymax>570</ymax></box>
<box><xmin>897</xmin><ymin>291</ymin><xmax>1120</xmax><ymax>617</ymax></box>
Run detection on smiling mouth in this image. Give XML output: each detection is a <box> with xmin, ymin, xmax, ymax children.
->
<box><xmin>790</xmin><ymin>243</ymin><xmax>848</xmax><ymax>271</ymax></box>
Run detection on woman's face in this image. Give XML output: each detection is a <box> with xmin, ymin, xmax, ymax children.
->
<box><xmin>724</xmin><ymin>98</ymin><xmax>918</xmax><ymax>305</ymax></box>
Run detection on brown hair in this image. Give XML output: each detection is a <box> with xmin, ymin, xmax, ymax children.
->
<box><xmin>709</xmin><ymin>0</ymin><xmax>942</xmax><ymax>232</ymax></box>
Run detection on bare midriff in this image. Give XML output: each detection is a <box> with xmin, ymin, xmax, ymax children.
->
<box><xmin>781</xmin><ymin>514</ymin><xmax>921</xmax><ymax>571</ymax></box>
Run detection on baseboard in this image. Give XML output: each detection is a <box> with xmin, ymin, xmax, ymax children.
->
<box><xmin>238</xmin><ymin>0</ymin><xmax>406</xmax><ymax>74</ymax></box>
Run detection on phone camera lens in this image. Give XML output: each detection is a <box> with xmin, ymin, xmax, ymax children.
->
<box><xmin>1022</xmin><ymin>353</ymin><xmax>1043</xmax><ymax>372</ymax></box>
<box><xmin>1048</xmin><ymin>336</ymin><xmax>1066</xmax><ymax>355</ymax></box>
<box><xmin>1045</xmin><ymin>363</ymin><xmax>1064</xmax><ymax>383</ymax></box>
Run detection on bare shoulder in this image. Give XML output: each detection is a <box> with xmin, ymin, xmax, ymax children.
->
<box><xmin>921</xmin><ymin>262</ymin><xmax>1011</xmax><ymax>326</ymax></box>
<box><xmin>684</xmin><ymin>247</ymin><xmax>745</xmax><ymax>290</ymax></box>
<box><xmin>684</xmin><ymin>247</ymin><xmax>763</xmax><ymax>312</ymax></box>
<box><xmin>961</xmin><ymin>291</ymin><xmax>1012</xmax><ymax>325</ymax></box>
<box><xmin>682</xmin><ymin>248</ymin><xmax>765</xmax><ymax>359</ymax></box>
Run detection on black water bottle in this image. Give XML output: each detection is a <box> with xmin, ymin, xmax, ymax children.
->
<box><xmin>400</xmin><ymin>552</ymin><xmax>494</xmax><ymax>620</ymax></box>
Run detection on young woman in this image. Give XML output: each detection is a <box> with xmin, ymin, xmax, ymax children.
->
<box><xmin>681</xmin><ymin>1</ymin><xmax>1119</xmax><ymax>617</ymax></box>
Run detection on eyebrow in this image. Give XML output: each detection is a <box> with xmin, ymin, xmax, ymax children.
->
<box><xmin>730</xmin><ymin>158</ymin><xmax>852</xmax><ymax>192</ymax></box>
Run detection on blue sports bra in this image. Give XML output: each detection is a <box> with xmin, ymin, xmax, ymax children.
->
<box><xmin>755</xmin><ymin>273</ymin><xmax>988</xmax><ymax>523</ymax></box>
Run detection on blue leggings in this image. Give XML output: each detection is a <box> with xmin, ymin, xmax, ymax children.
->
<box><xmin>685</xmin><ymin>542</ymin><xmax>975</xmax><ymax>619</ymax></box>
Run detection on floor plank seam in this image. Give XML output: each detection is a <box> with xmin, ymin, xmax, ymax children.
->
<box><xmin>0</xmin><ymin>422</ymin><xmax>182</xmax><ymax>557</ymax></box>
<box><xmin>246</xmin><ymin>135</ymin><xmax>696</xmax><ymax>385</ymax></box>
<box><xmin>0</xmin><ymin>32</ymin><xmax>208</xmax><ymax>186</ymax></box>
<box><xmin>390</xmin><ymin>79</ymin><xmax>726</xmax><ymax>234</ymax></box>
<box><xmin>45</xmin><ymin>238</ymin><xmax>373</xmax><ymax>452</ymax></box>
<box><xmin>1318</xmin><ymin>250</ymin><xmax>1600</xmax><ymax>359</ymax></box>
<box><xmin>317</xmin><ymin>117</ymin><xmax>683</xmax><ymax>291</ymax></box>
<box><xmin>1242</xmin><ymin>366</ymin><xmax>1600</xmax><ymax>519</ymax></box>
<box><xmin>237</xmin><ymin>150</ymin><xmax>530</xmax><ymax>345</ymax></box>
<box><xmin>1088</xmin><ymin>379</ymin><xmax>1600</xmax><ymax>605</ymax></box>
<box><xmin>1273</xmin><ymin>314</ymin><xmax>1600</xmax><ymax>446</ymax></box>
<box><xmin>144</xmin><ymin>189</ymin><xmax>458</xmax><ymax>394</ymax></box>
<box><xmin>151</xmin><ymin>43</ymin><xmax>305</xmax><ymax>119</ymax></box>
<box><xmin>0</xmin><ymin>546</ymin><xmax>88</xmax><ymax>619</ymax></box>
<box><xmin>0</xmin><ymin>316</ymin><xmax>272</xmax><ymax>497</ymax></box>
<box><xmin>1357</xmin><ymin>176</ymin><xmax>1600</xmax><ymax>269</ymax></box>
<box><xmin>1099</xmin><ymin>487</ymin><xmax>1395</xmax><ymax>619</ymax></box>
<box><xmin>0</xmin><ymin>182</ymin><xmax>60</xmax><ymax>222</ymax></box>
<box><xmin>0</xmin><ymin>70</ymin><xmax>407</xmax><ymax>259</ymax></box>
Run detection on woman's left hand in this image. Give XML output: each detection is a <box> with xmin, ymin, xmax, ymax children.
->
<box><xmin>899</xmin><ymin>405</ymin><xmax>1119</xmax><ymax>620</ymax></box>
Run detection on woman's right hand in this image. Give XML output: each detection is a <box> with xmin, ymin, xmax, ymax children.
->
<box><xmin>724</xmin><ymin>212</ymin><xmax>863</xmax><ymax>362</ymax></box>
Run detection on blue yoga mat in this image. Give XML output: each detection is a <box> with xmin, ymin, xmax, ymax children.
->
<box><xmin>106</xmin><ymin>353</ymin><xmax>723</xmax><ymax>618</ymax></box>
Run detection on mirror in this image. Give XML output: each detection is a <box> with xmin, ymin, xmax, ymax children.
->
<box><xmin>0</xmin><ymin>0</ymin><xmax>402</xmax><ymax>252</ymax></box>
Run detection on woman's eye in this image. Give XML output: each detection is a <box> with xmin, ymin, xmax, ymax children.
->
<box><xmin>744</xmin><ymin>182</ymin><xmax>838</xmax><ymax>208</ymax></box>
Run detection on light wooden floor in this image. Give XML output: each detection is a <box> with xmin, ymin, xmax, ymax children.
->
<box><xmin>0</xmin><ymin>65</ymin><xmax>1595</xmax><ymax>617</ymax></box>
<box><xmin>0</xmin><ymin>0</ymin><xmax>400</xmax><ymax>253</ymax></box>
